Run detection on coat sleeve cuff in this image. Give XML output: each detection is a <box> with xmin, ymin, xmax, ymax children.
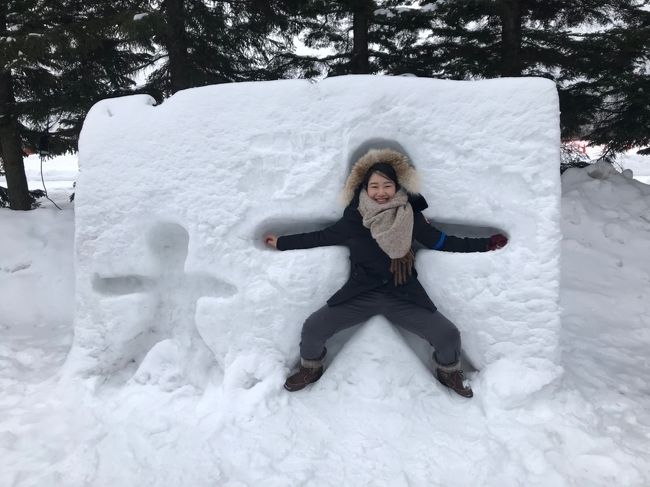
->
<box><xmin>432</xmin><ymin>232</ymin><xmax>446</xmax><ymax>250</ymax></box>
<box><xmin>276</xmin><ymin>236</ymin><xmax>287</xmax><ymax>251</ymax></box>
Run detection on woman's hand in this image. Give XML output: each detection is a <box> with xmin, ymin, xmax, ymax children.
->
<box><xmin>264</xmin><ymin>234</ymin><xmax>278</xmax><ymax>249</ymax></box>
<box><xmin>487</xmin><ymin>233</ymin><xmax>508</xmax><ymax>251</ymax></box>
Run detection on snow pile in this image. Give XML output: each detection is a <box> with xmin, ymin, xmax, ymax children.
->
<box><xmin>619</xmin><ymin>151</ymin><xmax>650</xmax><ymax>184</ymax></box>
<box><xmin>0</xmin><ymin>156</ymin><xmax>75</xmax><ymax>405</ymax></box>
<box><xmin>558</xmin><ymin>163</ymin><xmax>650</xmax><ymax>485</ymax></box>
<box><xmin>0</xmin><ymin>211</ymin><xmax>73</xmax><ymax>331</ymax></box>
<box><xmin>0</xmin><ymin>154</ymin><xmax>76</xmax><ymax>334</ymax></box>
<box><xmin>2</xmin><ymin>155</ymin><xmax>650</xmax><ymax>486</ymax></box>
<box><xmin>561</xmin><ymin>162</ymin><xmax>650</xmax><ymax>338</ymax></box>
<box><xmin>69</xmin><ymin>76</ymin><xmax>561</xmax><ymax>401</ymax></box>
<box><xmin>562</xmin><ymin>161</ymin><xmax>650</xmax><ymax>256</ymax></box>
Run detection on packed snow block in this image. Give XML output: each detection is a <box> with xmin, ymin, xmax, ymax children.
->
<box><xmin>69</xmin><ymin>76</ymin><xmax>561</xmax><ymax>400</ymax></box>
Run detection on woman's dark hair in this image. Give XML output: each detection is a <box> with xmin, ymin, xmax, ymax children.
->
<box><xmin>362</xmin><ymin>163</ymin><xmax>400</xmax><ymax>190</ymax></box>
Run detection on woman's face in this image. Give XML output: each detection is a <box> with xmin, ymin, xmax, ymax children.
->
<box><xmin>366</xmin><ymin>172</ymin><xmax>396</xmax><ymax>204</ymax></box>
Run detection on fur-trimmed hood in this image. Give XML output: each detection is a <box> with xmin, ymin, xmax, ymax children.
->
<box><xmin>341</xmin><ymin>148</ymin><xmax>421</xmax><ymax>205</ymax></box>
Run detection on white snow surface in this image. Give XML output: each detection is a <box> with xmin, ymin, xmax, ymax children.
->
<box><xmin>71</xmin><ymin>76</ymin><xmax>562</xmax><ymax>404</ymax></box>
<box><xmin>1</xmin><ymin>157</ymin><xmax>649</xmax><ymax>486</ymax></box>
<box><xmin>618</xmin><ymin>152</ymin><xmax>650</xmax><ymax>185</ymax></box>
<box><xmin>0</xmin><ymin>154</ymin><xmax>75</xmax><ymax>332</ymax></box>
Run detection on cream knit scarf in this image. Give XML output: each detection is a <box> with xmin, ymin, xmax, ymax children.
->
<box><xmin>358</xmin><ymin>189</ymin><xmax>415</xmax><ymax>286</ymax></box>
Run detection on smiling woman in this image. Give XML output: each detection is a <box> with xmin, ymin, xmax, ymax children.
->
<box><xmin>365</xmin><ymin>169</ymin><xmax>397</xmax><ymax>204</ymax></box>
<box><xmin>264</xmin><ymin>148</ymin><xmax>508</xmax><ymax>397</ymax></box>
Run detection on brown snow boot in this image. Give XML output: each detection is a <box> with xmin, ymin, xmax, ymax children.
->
<box><xmin>435</xmin><ymin>359</ymin><xmax>473</xmax><ymax>398</ymax></box>
<box><xmin>284</xmin><ymin>349</ymin><xmax>326</xmax><ymax>392</ymax></box>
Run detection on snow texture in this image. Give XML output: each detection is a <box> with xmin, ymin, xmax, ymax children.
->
<box><xmin>618</xmin><ymin>152</ymin><xmax>650</xmax><ymax>184</ymax></box>
<box><xmin>2</xmin><ymin>149</ymin><xmax>650</xmax><ymax>487</ymax></box>
<box><xmin>0</xmin><ymin>210</ymin><xmax>73</xmax><ymax>333</ymax></box>
<box><xmin>70</xmin><ymin>76</ymin><xmax>562</xmax><ymax>402</ymax></box>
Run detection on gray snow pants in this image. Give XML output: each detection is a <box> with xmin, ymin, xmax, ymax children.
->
<box><xmin>300</xmin><ymin>288</ymin><xmax>461</xmax><ymax>366</ymax></box>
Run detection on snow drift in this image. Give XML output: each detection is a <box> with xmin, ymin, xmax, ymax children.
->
<box><xmin>69</xmin><ymin>75</ymin><xmax>562</xmax><ymax>402</ymax></box>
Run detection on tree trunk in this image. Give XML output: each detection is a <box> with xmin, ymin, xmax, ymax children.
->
<box><xmin>164</xmin><ymin>0</ymin><xmax>190</xmax><ymax>93</ymax></box>
<box><xmin>0</xmin><ymin>5</ymin><xmax>30</xmax><ymax>210</ymax></box>
<box><xmin>350</xmin><ymin>0</ymin><xmax>374</xmax><ymax>74</ymax></box>
<box><xmin>499</xmin><ymin>0</ymin><xmax>523</xmax><ymax>77</ymax></box>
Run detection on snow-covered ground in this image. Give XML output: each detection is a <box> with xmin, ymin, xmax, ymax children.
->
<box><xmin>618</xmin><ymin>152</ymin><xmax>650</xmax><ymax>185</ymax></box>
<box><xmin>1</xmin><ymin>153</ymin><xmax>650</xmax><ymax>486</ymax></box>
<box><xmin>584</xmin><ymin>145</ymin><xmax>650</xmax><ymax>185</ymax></box>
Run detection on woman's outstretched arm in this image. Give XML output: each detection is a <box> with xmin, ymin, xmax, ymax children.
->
<box><xmin>413</xmin><ymin>213</ymin><xmax>506</xmax><ymax>253</ymax></box>
<box><xmin>265</xmin><ymin>217</ymin><xmax>349</xmax><ymax>251</ymax></box>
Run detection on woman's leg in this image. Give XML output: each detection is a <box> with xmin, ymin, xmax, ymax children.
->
<box><xmin>300</xmin><ymin>292</ymin><xmax>378</xmax><ymax>359</ymax></box>
<box><xmin>382</xmin><ymin>299</ymin><xmax>473</xmax><ymax>397</ymax></box>
<box><xmin>382</xmin><ymin>299</ymin><xmax>461</xmax><ymax>366</ymax></box>
<box><xmin>285</xmin><ymin>292</ymin><xmax>379</xmax><ymax>391</ymax></box>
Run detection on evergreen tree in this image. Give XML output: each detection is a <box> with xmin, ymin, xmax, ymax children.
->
<box><xmin>0</xmin><ymin>0</ymin><xmax>51</xmax><ymax>210</ymax></box>
<box><xmin>392</xmin><ymin>0</ymin><xmax>648</xmax><ymax>162</ymax></box>
<box><xmin>287</xmin><ymin>0</ymin><xmax>437</xmax><ymax>77</ymax></box>
<box><xmin>130</xmin><ymin>0</ymin><xmax>301</xmax><ymax>97</ymax></box>
<box><xmin>1</xmin><ymin>0</ymin><xmax>147</xmax><ymax>210</ymax></box>
<box><xmin>574</xmin><ymin>4</ymin><xmax>650</xmax><ymax>158</ymax></box>
<box><xmin>286</xmin><ymin>0</ymin><xmax>383</xmax><ymax>77</ymax></box>
<box><xmin>371</xmin><ymin>1</ymin><xmax>444</xmax><ymax>76</ymax></box>
<box><xmin>51</xmin><ymin>1</ymin><xmax>151</xmax><ymax>153</ymax></box>
<box><xmin>406</xmin><ymin>0</ymin><xmax>623</xmax><ymax>78</ymax></box>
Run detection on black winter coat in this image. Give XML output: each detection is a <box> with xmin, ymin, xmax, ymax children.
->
<box><xmin>277</xmin><ymin>195</ymin><xmax>490</xmax><ymax>311</ymax></box>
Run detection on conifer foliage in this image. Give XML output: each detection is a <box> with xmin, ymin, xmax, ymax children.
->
<box><xmin>0</xmin><ymin>0</ymin><xmax>145</xmax><ymax>209</ymax></box>
<box><xmin>578</xmin><ymin>5</ymin><xmax>650</xmax><ymax>157</ymax></box>
<box><xmin>130</xmin><ymin>0</ymin><xmax>301</xmax><ymax>97</ymax></box>
<box><xmin>288</xmin><ymin>0</ymin><xmax>423</xmax><ymax>77</ymax></box>
<box><xmin>54</xmin><ymin>1</ymin><xmax>150</xmax><ymax>152</ymax></box>
<box><xmin>369</xmin><ymin>0</ymin><xmax>649</xmax><ymax>162</ymax></box>
<box><xmin>0</xmin><ymin>0</ymin><xmax>51</xmax><ymax>209</ymax></box>
<box><xmin>0</xmin><ymin>0</ymin><xmax>648</xmax><ymax>210</ymax></box>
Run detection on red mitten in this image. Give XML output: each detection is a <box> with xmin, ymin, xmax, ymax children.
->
<box><xmin>487</xmin><ymin>233</ymin><xmax>508</xmax><ymax>251</ymax></box>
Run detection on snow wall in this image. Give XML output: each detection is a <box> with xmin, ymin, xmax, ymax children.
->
<box><xmin>69</xmin><ymin>75</ymin><xmax>562</xmax><ymax>402</ymax></box>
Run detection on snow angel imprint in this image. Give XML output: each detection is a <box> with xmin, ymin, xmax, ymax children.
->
<box><xmin>264</xmin><ymin>149</ymin><xmax>507</xmax><ymax>397</ymax></box>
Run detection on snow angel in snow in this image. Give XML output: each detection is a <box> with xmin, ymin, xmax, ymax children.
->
<box><xmin>264</xmin><ymin>149</ymin><xmax>507</xmax><ymax>397</ymax></box>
